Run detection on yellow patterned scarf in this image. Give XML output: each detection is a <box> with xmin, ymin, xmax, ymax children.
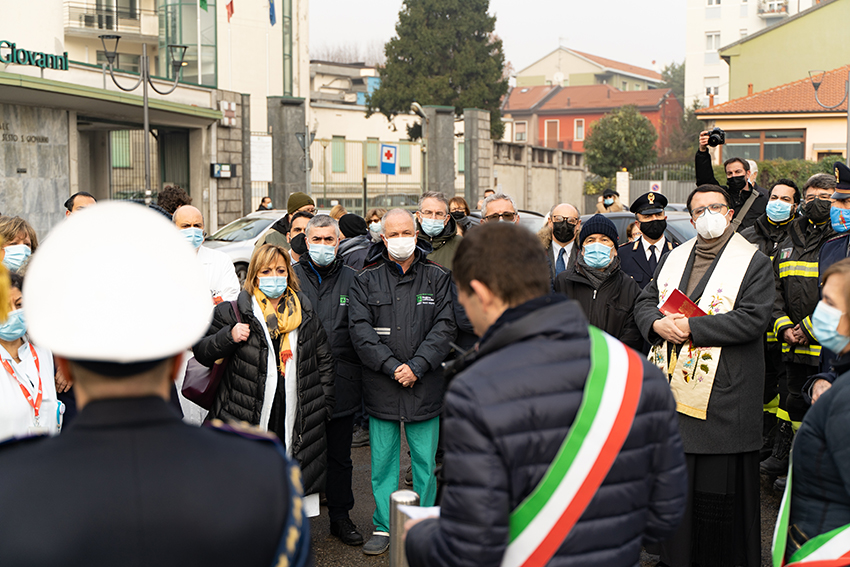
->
<box><xmin>253</xmin><ymin>287</ymin><xmax>302</xmax><ymax>372</ymax></box>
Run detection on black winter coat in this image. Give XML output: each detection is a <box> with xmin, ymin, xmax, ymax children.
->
<box><xmin>293</xmin><ymin>256</ymin><xmax>361</xmax><ymax>418</ymax></box>
<box><xmin>406</xmin><ymin>298</ymin><xmax>687</xmax><ymax>567</ymax></box>
<box><xmin>193</xmin><ymin>290</ymin><xmax>335</xmax><ymax>494</ymax></box>
<box><xmin>740</xmin><ymin>213</ymin><xmax>794</xmax><ymax>259</ymax></box>
<box><xmin>338</xmin><ymin>234</ymin><xmax>373</xmax><ymax>271</ymax></box>
<box><xmin>695</xmin><ymin>149</ymin><xmax>765</xmax><ymax>231</ymax></box>
<box><xmin>553</xmin><ymin>262</ymin><xmax>643</xmax><ymax>351</ymax></box>
<box><xmin>787</xmin><ymin>366</ymin><xmax>850</xmax><ymax>559</ymax></box>
<box><xmin>349</xmin><ymin>249</ymin><xmax>457</xmax><ymax>422</ymax></box>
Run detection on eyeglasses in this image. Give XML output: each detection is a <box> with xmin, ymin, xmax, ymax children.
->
<box><xmin>483</xmin><ymin>212</ymin><xmax>517</xmax><ymax>223</ymax></box>
<box><xmin>419</xmin><ymin>210</ymin><xmax>447</xmax><ymax>219</ymax></box>
<box><xmin>690</xmin><ymin>203</ymin><xmax>728</xmax><ymax>219</ymax></box>
<box><xmin>552</xmin><ymin>215</ymin><xmax>579</xmax><ymax>225</ymax></box>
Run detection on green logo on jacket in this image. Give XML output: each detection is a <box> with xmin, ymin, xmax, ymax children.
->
<box><xmin>340</xmin><ymin>295</ymin><xmax>349</xmax><ymax>306</ymax></box>
<box><xmin>416</xmin><ymin>293</ymin><xmax>434</xmax><ymax>306</ymax></box>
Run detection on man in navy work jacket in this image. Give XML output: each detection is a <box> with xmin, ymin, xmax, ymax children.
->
<box><xmin>405</xmin><ymin>222</ymin><xmax>686</xmax><ymax>567</ymax></box>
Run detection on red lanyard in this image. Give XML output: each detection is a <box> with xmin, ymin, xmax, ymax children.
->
<box><xmin>2</xmin><ymin>344</ymin><xmax>42</xmax><ymax>425</ymax></box>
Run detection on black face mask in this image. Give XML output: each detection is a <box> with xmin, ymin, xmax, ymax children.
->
<box><xmin>552</xmin><ymin>221</ymin><xmax>576</xmax><ymax>243</ymax></box>
<box><xmin>640</xmin><ymin>219</ymin><xmax>667</xmax><ymax>240</ymax></box>
<box><xmin>289</xmin><ymin>232</ymin><xmax>308</xmax><ymax>255</ymax></box>
<box><xmin>805</xmin><ymin>199</ymin><xmax>832</xmax><ymax>223</ymax></box>
<box><xmin>727</xmin><ymin>175</ymin><xmax>747</xmax><ymax>194</ymax></box>
<box><xmin>450</xmin><ymin>211</ymin><xmax>466</xmax><ymax>221</ymax></box>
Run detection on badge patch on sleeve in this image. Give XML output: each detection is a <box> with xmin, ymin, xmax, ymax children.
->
<box><xmin>416</xmin><ymin>293</ymin><xmax>435</xmax><ymax>306</ymax></box>
<box><xmin>779</xmin><ymin>248</ymin><xmax>792</xmax><ymax>260</ymax></box>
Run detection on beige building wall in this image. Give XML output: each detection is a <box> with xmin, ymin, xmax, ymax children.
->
<box><xmin>312</xmin><ymin>104</ymin><xmax>417</xmax><ymax>141</ymax></box>
<box><xmin>517</xmin><ymin>49</ymin><xmax>599</xmax><ymax>86</ymax></box>
<box><xmin>0</xmin><ymin>0</ymin><xmax>66</xmax><ymax>80</ymax></box>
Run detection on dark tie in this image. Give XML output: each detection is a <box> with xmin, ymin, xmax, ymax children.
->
<box><xmin>555</xmin><ymin>247</ymin><xmax>566</xmax><ymax>275</ymax></box>
<box><xmin>648</xmin><ymin>244</ymin><xmax>658</xmax><ymax>274</ymax></box>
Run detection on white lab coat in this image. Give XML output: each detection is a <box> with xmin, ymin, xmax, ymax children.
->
<box><xmin>0</xmin><ymin>341</ymin><xmax>61</xmax><ymax>442</ymax></box>
<box><xmin>176</xmin><ymin>245</ymin><xmax>241</xmax><ymax>425</ymax></box>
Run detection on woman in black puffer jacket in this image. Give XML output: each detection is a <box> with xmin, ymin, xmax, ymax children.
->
<box><xmin>194</xmin><ymin>244</ymin><xmax>335</xmax><ymax>500</ymax></box>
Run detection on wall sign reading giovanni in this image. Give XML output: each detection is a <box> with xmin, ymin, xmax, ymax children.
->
<box><xmin>0</xmin><ymin>41</ymin><xmax>68</xmax><ymax>71</ymax></box>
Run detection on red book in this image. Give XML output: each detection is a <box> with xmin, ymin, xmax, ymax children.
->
<box><xmin>658</xmin><ymin>288</ymin><xmax>707</xmax><ymax>318</ymax></box>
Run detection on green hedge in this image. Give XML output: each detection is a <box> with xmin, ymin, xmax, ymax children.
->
<box><xmin>711</xmin><ymin>158</ymin><xmax>838</xmax><ymax>194</ymax></box>
<box><xmin>584</xmin><ymin>176</ymin><xmax>617</xmax><ymax>196</ymax></box>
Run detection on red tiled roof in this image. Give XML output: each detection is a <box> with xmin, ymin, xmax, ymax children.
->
<box><xmin>570</xmin><ymin>49</ymin><xmax>663</xmax><ymax>81</ymax></box>
<box><xmin>538</xmin><ymin>84</ymin><xmax>671</xmax><ymax>112</ymax></box>
<box><xmin>697</xmin><ymin>66</ymin><xmax>850</xmax><ymax>115</ymax></box>
<box><xmin>502</xmin><ymin>85</ymin><xmax>558</xmax><ymax>112</ymax></box>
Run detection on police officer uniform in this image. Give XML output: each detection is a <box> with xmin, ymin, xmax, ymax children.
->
<box><xmin>819</xmin><ymin>163</ymin><xmax>850</xmax><ymax>276</ymax></box>
<box><xmin>619</xmin><ymin>192</ymin><xmax>678</xmax><ymax>290</ymax></box>
<box><xmin>0</xmin><ymin>203</ymin><xmax>310</xmax><ymax>567</ymax></box>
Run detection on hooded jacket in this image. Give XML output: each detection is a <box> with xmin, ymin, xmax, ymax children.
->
<box><xmin>406</xmin><ymin>298</ymin><xmax>687</xmax><ymax>567</ymax></box>
<box><xmin>193</xmin><ymin>290</ymin><xmax>335</xmax><ymax>494</ymax></box>
<box><xmin>293</xmin><ymin>255</ymin><xmax>361</xmax><ymax>418</ymax></box>
<box><xmin>348</xmin><ymin>248</ymin><xmax>457</xmax><ymax>422</ymax></box>
<box><xmin>417</xmin><ymin>215</ymin><xmax>463</xmax><ymax>270</ymax></box>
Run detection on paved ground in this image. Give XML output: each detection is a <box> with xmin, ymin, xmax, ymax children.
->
<box><xmin>311</xmin><ymin>435</ymin><xmax>784</xmax><ymax>567</ymax></box>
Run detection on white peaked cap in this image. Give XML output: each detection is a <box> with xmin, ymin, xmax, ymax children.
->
<box><xmin>23</xmin><ymin>201</ymin><xmax>213</xmax><ymax>362</ymax></box>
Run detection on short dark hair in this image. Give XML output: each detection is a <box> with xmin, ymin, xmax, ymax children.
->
<box><xmin>803</xmin><ymin>173</ymin><xmax>837</xmax><ymax>192</ymax></box>
<box><xmin>156</xmin><ymin>185</ymin><xmax>192</xmax><ymax>215</ymax></box>
<box><xmin>289</xmin><ymin>211</ymin><xmax>314</xmax><ymax>228</ymax></box>
<box><xmin>723</xmin><ymin>157</ymin><xmax>750</xmax><ymax>173</ymax></box>
<box><xmin>771</xmin><ymin>178</ymin><xmax>801</xmax><ymax>203</ymax></box>
<box><xmin>64</xmin><ymin>192</ymin><xmax>95</xmax><ymax>212</ymax></box>
<box><xmin>453</xmin><ymin>223</ymin><xmax>550</xmax><ymax>307</ymax></box>
<box><xmin>8</xmin><ymin>272</ymin><xmax>22</xmax><ymax>292</ymax></box>
<box><xmin>687</xmin><ymin>184</ymin><xmax>733</xmax><ymax>213</ymax></box>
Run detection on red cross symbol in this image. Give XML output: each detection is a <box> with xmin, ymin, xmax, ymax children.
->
<box><xmin>384</xmin><ymin>149</ymin><xmax>394</xmax><ymax>161</ymax></box>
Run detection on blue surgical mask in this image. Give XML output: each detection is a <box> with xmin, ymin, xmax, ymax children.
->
<box><xmin>831</xmin><ymin>206</ymin><xmax>850</xmax><ymax>233</ymax></box>
<box><xmin>2</xmin><ymin>244</ymin><xmax>30</xmax><ymax>272</ymax></box>
<box><xmin>583</xmin><ymin>242</ymin><xmax>612</xmax><ymax>269</ymax></box>
<box><xmin>370</xmin><ymin>222</ymin><xmax>382</xmax><ymax>234</ymax></box>
<box><xmin>181</xmin><ymin>227</ymin><xmax>204</xmax><ymax>249</ymax></box>
<box><xmin>309</xmin><ymin>243</ymin><xmax>336</xmax><ymax>267</ymax></box>
<box><xmin>603</xmin><ymin>198</ymin><xmax>614</xmax><ymax>206</ymax></box>
<box><xmin>766</xmin><ymin>200</ymin><xmax>793</xmax><ymax>223</ymax></box>
<box><xmin>0</xmin><ymin>308</ymin><xmax>26</xmax><ymax>341</ymax></box>
<box><xmin>813</xmin><ymin>300</ymin><xmax>850</xmax><ymax>354</ymax></box>
<box><xmin>420</xmin><ymin>218</ymin><xmax>445</xmax><ymax>237</ymax></box>
<box><xmin>258</xmin><ymin>276</ymin><xmax>288</xmax><ymax>299</ymax></box>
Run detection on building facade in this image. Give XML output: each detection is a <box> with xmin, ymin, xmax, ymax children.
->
<box><xmin>684</xmin><ymin>0</ymin><xmax>816</xmax><ymax>108</ymax></box>
<box><xmin>516</xmin><ymin>47</ymin><xmax>663</xmax><ymax>92</ymax></box>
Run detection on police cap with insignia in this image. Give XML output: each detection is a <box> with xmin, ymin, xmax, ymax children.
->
<box><xmin>630</xmin><ymin>191</ymin><xmax>668</xmax><ymax>215</ymax></box>
<box><xmin>23</xmin><ymin>201</ymin><xmax>213</xmax><ymax>376</ymax></box>
<box><xmin>832</xmin><ymin>161</ymin><xmax>850</xmax><ymax>200</ymax></box>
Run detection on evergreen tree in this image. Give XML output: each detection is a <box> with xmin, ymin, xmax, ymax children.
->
<box><xmin>366</xmin><ymin>0</ymin><xmax>508</xmax><ymax>140</ymax></box>
<box><xmin>584</xmin><ymin>105</ymin><xmax>658</xmax><ymax>178</ymax></box>
<box><xmin>660</xmin><ymin>61</ymin><xmax>685</xmax><ymax>104</ymax></box>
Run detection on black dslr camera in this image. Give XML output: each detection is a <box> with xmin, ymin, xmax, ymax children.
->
<box><xmin>707</xmin><ymin>127</ymin><xmax>725</xmax><ymax>147</ymax></box>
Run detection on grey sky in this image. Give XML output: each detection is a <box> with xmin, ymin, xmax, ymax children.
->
<box><xmin>310</xmin><ymin>0</ymin><xmax>687</xmax><ymax>74</ymax></box>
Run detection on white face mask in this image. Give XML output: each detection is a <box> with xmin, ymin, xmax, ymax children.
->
<box><xmin>695</xmin><ymin>209</ymin><xmax>729</xmax><ymax>239</ymax></box>
<box><xmin>385</xmin><ymin>236</ymin><xmax>416</xmax><ymax>261</ymax></box>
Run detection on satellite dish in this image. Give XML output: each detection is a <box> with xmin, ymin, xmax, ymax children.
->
<box><xmin>553</xmin><ymin>72</ymin><xmax>565</xmax><ymax>86</ymax></box>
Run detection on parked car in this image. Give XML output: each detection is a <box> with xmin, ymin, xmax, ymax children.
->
<box><xmin>203</xmin><ymin>209</ymin><xmax>286</xmax><ymax>284</ymax></box>
<box><xmin>580</xmin><ymin>211</ymin><xmax>697</xmax><ymax>246</ymax></box>
<box><xmin>467</xmin><ymin>209</ymin><xmax>547</xmax><ymax>233</ymax></box>
<box><xmin>665</xmin><ymin>203</ymin><xmax>689</xmax><ymax>212</ymax></box>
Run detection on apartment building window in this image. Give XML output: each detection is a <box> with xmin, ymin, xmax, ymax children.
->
<box><xmin>740</xmin><ymin>29</ymin><xmax>748</xmax><ymax>38</ymax></box>
<box><xmin>366</xmin><ymin>138</ymin><xmax>379</xmax><ymax>173</ymax></box>
<box><xmin>544</xmin><ymin>120</ymin><xmax>559</xmax><ymax>148</ymax></box>
<box><xmin>399</xmin><ymin>143</ymin><xmax>411</xmax><ymax>173</ymax></box>
<box><xmin>111</xmin><ymin>130</ymin><xmax>132</xmax><ymax>168</ymax></box>
<box><xmin>331</xmin><ymin>136</ymin><xmax>346</xmax><ymax>173</ymax></box>
<box><xmin>707</xmin><ymin>0</ymin><xmax>720</xmax><ymax>4</ymax></box>
<box><xmin>515</xmin><ymin>121</ymin><xmax>527</xmax><ymax>142</ymax></box>
<box><xmin>458</xmin><ymin>142</ymin><xmax>465</xmax><ymax>173</ymax></box>
<box><xmin>706</xmin><ymin>32</ymin><xmax>720</xmax><ymax>51</ymax></box>
<box><xmin>575</xmin><ymin>119</ymin><xmax>585</xmax><ymax>142</ymax></box>
<box><xmin>722</xmin><ymin>130</ymin><xmax>805</xmax><ymax>161</ymax></box>
<box><xmin>97</xmin><ymin>51</ymin><xmax>141</xmax><ymax>74</ymax></box>
<box><xmin>705</xmin><ymin>77</ymin><xmax>720</xmax><ymax>96</ymax></box>
<box><xmin>634</xmin><ymin>83</ymin><xmax>641</xmax><ymax>90</ymax></box>
<box><xmin>621</xmin><ymin>81</ymin><xmax>628</xmax><ymax>91</ymax></box>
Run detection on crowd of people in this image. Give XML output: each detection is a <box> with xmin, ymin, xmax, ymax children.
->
<box><xmin>2</xmin><ymin>144</ymin><xmax>850</xmax><ymax>567</ymax></box>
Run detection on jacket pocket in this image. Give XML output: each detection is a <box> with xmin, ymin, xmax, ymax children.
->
<box><xmin>367</xmin><ymin>292</ymin><xmax>393</xmax><ymax>307</ymax></box>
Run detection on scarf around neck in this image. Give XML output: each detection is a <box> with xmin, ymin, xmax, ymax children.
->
<box><xmin>687</xmin><ymin>224</ymin><xmax>735</xmax><ymax>296</ymax></box>
<box><xmin>576</xmin><ymin>253</ymin><xmax>621</xmax><ymax>290</ymax></box>
<box><xmin>253</xmin><ymin>287</ymin><xmax>302</xmax><ymax>371</ymax></box>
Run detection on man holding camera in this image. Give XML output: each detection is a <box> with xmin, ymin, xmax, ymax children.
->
<box><xmin>696</xmin><ymin>129</ymin><xmax>766</xmax><ymax>231</ymax></box>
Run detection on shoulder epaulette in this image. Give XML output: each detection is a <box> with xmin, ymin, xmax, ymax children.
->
<box><xmin>825</xmin><ymin>233</ymin><xmax>849</xmax><ymax>244</ymax></box>
<box><xmin>207</xmin><ymin>419</ymin><xmax>280</xmax><ymax>443</ymax></box>
<box><xmin>633</xmin><ymin>240</ymin><xmax>641</xmax><ymax>251</ymax></box>
<box><xmin>667</xmin><ymin>241</ymin><xmax>673</xmax><ymax>251</ymax></box>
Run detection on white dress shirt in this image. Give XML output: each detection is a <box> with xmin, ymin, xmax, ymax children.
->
<box><xmin>641</xmin><ymin>235</ymin><xmax>667</xmax><ymax>262</ymax></box>
<box><xmin>0</xmin><ymin>341</ymin><xmax>59</xmax><ymax>441</ymax></box>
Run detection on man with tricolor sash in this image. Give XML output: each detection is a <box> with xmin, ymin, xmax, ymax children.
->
<box><xmin>634</xmin><ymin>184</ymin><xmax>774</xmax><ymax>567</ymax></box>
<box><xmin>405</xmin><ymin>222</ymin><xmax>687</xmax><ymax>567</ymax></box>
<box><xmin>762</xmin><ymin>174</ymin><xmax>835</xmax><ymax>482</ymax></box>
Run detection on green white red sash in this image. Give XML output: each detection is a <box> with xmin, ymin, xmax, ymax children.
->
<box><xmin>773</xmin><ymin>451</ymin><xmax>850</xmax><ymax>566</ymax></box>
<box><xmin>500</xmin><ymin>326</ymin><xmax>643</xmax><ymax>567</ymax></box>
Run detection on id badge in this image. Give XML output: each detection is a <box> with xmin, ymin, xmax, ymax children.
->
<box><xmin>27</xmin><ymin>426</ymin><xmax>51</xmax><ymax>436</ymax></box>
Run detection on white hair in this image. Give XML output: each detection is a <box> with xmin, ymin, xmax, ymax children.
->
<box><xmin>482</xmin><ymin>192</ymin><xmax>517</xmax><ymax>216</ymax></box>
<box><xmin>305</xmin><ymin>214</ymin><xmax>340</xmax><ymax>239</ymax></box>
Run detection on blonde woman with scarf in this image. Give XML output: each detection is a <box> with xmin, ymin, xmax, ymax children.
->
<box><xmin>194</xmin><ymin>243</ymin><xmax>335</xmax><ymax>516</ymax></box>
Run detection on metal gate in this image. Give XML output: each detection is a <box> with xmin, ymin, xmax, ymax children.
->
<box><xmin>630</xmin><ymin>164</ymin><xmax>696</xmax><ymax>205</ymax></box>
<box><xmin>109</xmin><ymin>129</ymin><xmax>160</xmax><ymax>201</ymax></box>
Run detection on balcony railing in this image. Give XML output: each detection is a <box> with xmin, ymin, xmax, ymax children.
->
<box><xmin>758</xmin><ymin>0</ymin><xmax>789</xmax><ymax>18</ymax></box>
<box><xmin>64</xmin><ymin>2</ymin><xmax>158</xmax><ymax>37</ymax></box>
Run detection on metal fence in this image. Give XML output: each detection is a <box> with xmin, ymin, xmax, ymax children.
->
<box><xmin>630</xmin><ymin>164</ymin><xmax>696</xmax><ymax>205</ymax></box>
<box><xmin>109</xmin><ymin>129</ymin><xmax>160</xmax><ymax>201</ymax></box>
<box><xmin>309</xmin><ymin>138</ymin><xmax>423</xmax><ymax>212</ymax></box>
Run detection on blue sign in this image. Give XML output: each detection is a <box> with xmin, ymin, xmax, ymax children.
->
<box><xmin>380</xmin><ymin>144</ymin><xmax>397</xmax><ymax>176</ymax></box>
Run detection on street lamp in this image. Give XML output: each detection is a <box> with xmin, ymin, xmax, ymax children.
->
<box><xmin>99</xmin><ymin>35</ymin><xmax>188</xmax><ymax>197</ymax></box>
<box><xmin>808</xmin><ymin>68</ymin><xmax>850</xmax><ymax>166</ymax></box>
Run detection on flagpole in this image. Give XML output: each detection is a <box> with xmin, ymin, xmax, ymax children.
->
<box><xmin>229</xmin><ymin>16</ymin><xmax>232</xmax><ymax>89</ymax></box>
<box><xmin>197</xmin><ymin>0</ymin><xmax>203</xmax><ymax>85</ymax></box>
<box><xmin>266</xmin><ymin>1</ymin><xmax>270</xmax><ymax>97</ymax></box>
